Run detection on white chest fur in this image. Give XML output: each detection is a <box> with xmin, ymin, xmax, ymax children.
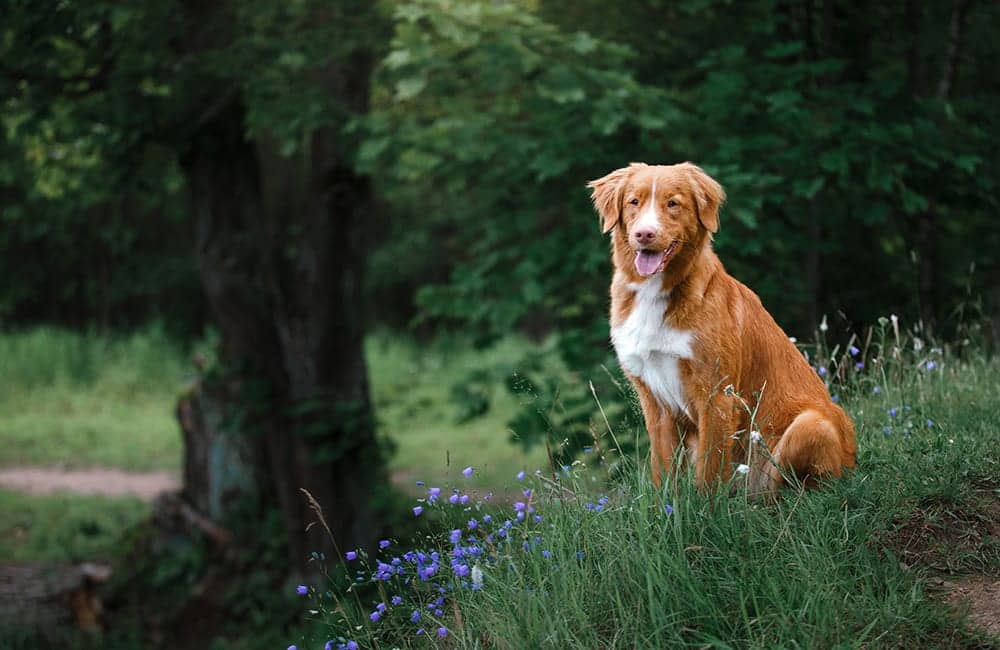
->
<box><xmin>611</xmin><ymin>279</ymin><xmax>695</xmax><ymax>418</ymax></box>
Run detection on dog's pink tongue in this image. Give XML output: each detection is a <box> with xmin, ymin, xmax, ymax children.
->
<box><xmin>635</xmin><ymin>250</ymin><xmax>667</xmax><ymax>276</ymax></box>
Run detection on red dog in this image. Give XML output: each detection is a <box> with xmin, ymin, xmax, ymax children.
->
<box><xmin>589</xmin><ymin>162</ymin><xmax>856</xmax><ymax>493</ymax></box>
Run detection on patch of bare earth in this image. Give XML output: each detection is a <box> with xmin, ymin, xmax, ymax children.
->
<box><xmin>0</xmin><ymin>466</ymin><xmax>179</xmax><ymax>501</ymax></box>
<box><xmin>886</xmin><ymin>481</ymin><xmax>1000</xmax><ymax>642</ymax></box>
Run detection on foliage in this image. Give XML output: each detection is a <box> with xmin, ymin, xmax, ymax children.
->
<box><xmin>294</xmin><ymin>339</ymin><xmax>1000</xmax><ymax>648</ymax></box>
<box><xmin>361</xmin><ymin>0</ymin><xmax>1000</xmax><ymax>459</ymax></box>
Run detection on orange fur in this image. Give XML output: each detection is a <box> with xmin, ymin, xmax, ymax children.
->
<box><xmin>588</xmin><ymin>162</ymin><xmax>856</xmax><ymax>494</ymax></box>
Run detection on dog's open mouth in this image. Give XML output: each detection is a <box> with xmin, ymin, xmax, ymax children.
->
<box><xmin>634</xmin><ymin>241</ymin><xmax>678</xmax><ymax>277</ymax></box>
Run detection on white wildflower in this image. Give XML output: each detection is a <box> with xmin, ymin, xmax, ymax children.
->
<box><xmin>819</xmin><ymin>315</ymin><xmax>828</xmax><ymax>332</ymax></box>
<box><xmin>471</xmin><ymin>564</ymin><xmax>483</xmax><ymax>590</ymax></box>
<box><xmin>788</xmin><ymin>336</ymin><xmax>797</xmax><ymax>343</ymax></box>
<box><xmin>750</xmin><ymin>430</ymin><xmax>763</xmax><ymax>443</ymax></box>
<box><xmin>913</xmin><ymin>337</ymin><xmax>923</xmax><ymax>352</ymax></box>
<box><xmin>735</xmin><ymin>464</ymin><xmax>750</xmax><ymax>475</ymax></box>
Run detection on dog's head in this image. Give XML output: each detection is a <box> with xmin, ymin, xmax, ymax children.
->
<box><xmin>587</xmin><ymin>162</ymin><xmax>725</xmax><ymax>277</ymax></box>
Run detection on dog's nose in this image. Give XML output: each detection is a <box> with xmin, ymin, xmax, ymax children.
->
<box><xmin>633</xmin><ymin>228</ymin><xmax>656</xmax><ymax>244</ymax></box>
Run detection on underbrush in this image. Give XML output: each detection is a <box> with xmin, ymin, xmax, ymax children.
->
<box><xmin>291</xmin><ymin>320</ymin><xmax>1000</xmax><ymax>649</ymax></box>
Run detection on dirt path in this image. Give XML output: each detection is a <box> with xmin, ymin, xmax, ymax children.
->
<box><xmin>0</xmin><ymin>466</ymin><xmax>179</xmax><ymax>501</ymax></box>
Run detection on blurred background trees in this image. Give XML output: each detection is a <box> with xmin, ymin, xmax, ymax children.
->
<box><xmin>2</xmin><ymin>0</ymin><xmax>998</xmax><ymax>586</ymax></box>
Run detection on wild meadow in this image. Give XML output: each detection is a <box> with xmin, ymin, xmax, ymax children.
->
<box><xmin>288</xmin><ymin>320</ymin><xmax>1000</xmax><ymax>649</ymax></box>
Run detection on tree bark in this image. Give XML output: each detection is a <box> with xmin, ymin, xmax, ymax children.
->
<box><xmin>175</xmin><ymin>23</ymin><xmax>386</xmax><ymax>575</ymax></box>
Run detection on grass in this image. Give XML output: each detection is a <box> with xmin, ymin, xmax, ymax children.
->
<box><xmin>0</xmin><ymin>326</ymin><xmax>190</xmax><ymax>471</ymax></box>
<box><xmin>367</xmin><ymin>333</ymin><xmax>549</xmax><ymax>490</ymax></box>
<box><xmin>0</xmin><ymin>489</ymin><xmax>148</xmax><ymax>563</ymax></box>
<box><xmin>292</xmin><ymin>327</ymin><xmax>1000</xmax><ymax>649</ymax></box>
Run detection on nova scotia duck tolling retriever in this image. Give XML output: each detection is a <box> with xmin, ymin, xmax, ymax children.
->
<box><xmin>588</xmin><ymin>162</ymin><xmax>856</xmax><ymax>494</ymax></box>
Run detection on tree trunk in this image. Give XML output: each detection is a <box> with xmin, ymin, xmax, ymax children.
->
<box><xmin>178</xmin><ymin>78</ymin><xmax>385</xmax><ymax>577</ymax></box>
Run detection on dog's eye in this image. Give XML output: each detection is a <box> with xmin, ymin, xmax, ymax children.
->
<box><xmin>667</xmin><ymin>200</ymin><xmax>678</xmax><ymax>208</ymax></box>
<box><xmin>628</xmin><ymin>198</ymin><xmax>639</xmax><ymax>206</ymax></box>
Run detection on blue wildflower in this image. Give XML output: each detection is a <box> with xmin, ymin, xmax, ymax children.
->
<box><xmin>412</xmin><ymin>506</ymin><xmax>423</xmax><ymax>517</ymax></box>
<box><xmin>855</xmin><ymin>361</ymin><xmax>864</xmax><ymax>370</ymax></box>
<box><xmin>438</xmin><ymin>627</ymin><xmax>449</xmax><ymax>638</ymax></box>
<box><xmin>889</xmin><ymin>407</ymin><xmax>898</xmax><ymax>417</ymax></box>
<box><xmin>410</xmin><ymin>610</ymin><xmax>421</xmax><ymax>622</ymax></box>
<box><xmin>428</xmin><ymin>487</ymin><xmax>441</xmax><ymax>502</ymax></box>
<box><xmin>664</xmin><ymin>504</ymin><xmax>674</xmax><ymax>515</ymax></box>
<box><xmin>925</xmin><ymin>360</ymin><xmax>937</xmax><ymax>370</ymax></box>
<box><xmin>517</xmin><ymin>470</ymin><xmax>526</xmax><ymax>481</ymax></box>
<box><xmin>926</xmin><ymin>419</ymin><xmax>934</xmax><ymax>427</ymax></box>
<box><xmin>296</xmin><ymin>585</ymin><xmax>308</xmax><ymax>596</ymax></box>
<box><xmin>379</xmin><ymin>539</ymin><xmax>390</xmax><ymax>549</ymax></box>
<box><xmin>817</xmin><ymin>366</ymin><xmax>827</xmax><ymax>376</ymax></box>
<box><xmin>463</xmin><ymin>466</ymin><xmax>474</xmax><ymax>477</ymax></box>
<box><xmin>346</xmin><ymin>642</ymin><xmax>358</xmax><ymax>650</ymax></box>
<box><xmin>449</xmin><ymin>494</ymin><xmax>459</xmax><ymax>505</ymax></box>
<box><xmin>416</xmin><ymin>628</ymin><xmax>424</xmax><ymax>636</ymax></box>
<box><xmin>391</xmin><ymin>595</ymin><xmax>402</xmax><ymax>606</ymax></box>
<box><xmin>345</xmin><ymin>550</ymin><xmax>357</xmax><ymax>561</ymax></box>
<box><xmin>449</xmin><ymin>529</ymin><xmax>462</xmax><ymax>544</ymax></box>
<box><xmin>873</xmin><ymin>386</ymin><xmax>881</xmax><ymax>394</ymax></box>
<box><xmin>468</xmin><ymin>519</ymin><xmax>478</xmax><ymax>529</ymax></box>
<box><xmin>849</xmin><ymin>344</ymin><xmax>860</xmax><ymax>356</ymax></box>
<box><xmin>369</xmin><ymin>611</ymin><xmax>381</xmax><ymax>622</ymax></box>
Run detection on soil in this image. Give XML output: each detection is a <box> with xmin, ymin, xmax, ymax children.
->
<box><xmin>935</xmin><ymin>575</ymin><xmax>1000</xmax><ymax>640</ymax></box>
<box><xmin>0</xmin><ymin>466</ymin><xmax>179</xmax><ymax>501</ymax></box>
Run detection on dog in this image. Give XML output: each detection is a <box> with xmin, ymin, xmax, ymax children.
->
<box><xmin>588</xmin><ymin>162</ymin><xmax>856</xmax><ymax>494</ymax></box>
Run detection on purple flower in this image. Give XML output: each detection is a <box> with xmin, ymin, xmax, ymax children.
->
<box><xmin>346</xmin><ymin>642</ymin><xmax>358</xmax><ymax>650</ymax></box>
<box><xmin>413</xmin><ymin>506</ymin><xmax>423</xmax><ymax>517</ymax></box>
<box><xmin>831</xmin><ymin>394</ymin><xmax>839</xmax><ymax>403</ymax></box>
<box><xmin>817</xmin><ymin>366</ymin><xmax>827</xmax><ymax>376</ymax></box>
<box><xmin>482</xmin><ymin>514</ymin><xmax>492</xmax><ymax>523</ymax></box>
<box><xmin>513</xmin><ymin>501</ymin><xmax>526</xmax><ymax>512</ymax></box>
<box><xmin>376</xmin><ymin>602</ymin><xmax>386</xmax><ymax>612</ymax></box>
<box><xmin>664</xmin><ymin>504</ymin><xmax>674</xmax><ymax>515</ymax></box>
<box><xmin>926</xmin><ymin>419</ymin><xmax>934</xmax><ymax>427</ymax></box>
<box><xmin>369</xmin><ymin>611</ymin><xmax>381</xmax><ymax>622</ymax></box>
<box><xmin>873</xmin><ymin>385</ymin><xmax>881</xmax><ymax>394</ymax></box>
<box><xmin>855</xmin><ymin>361</ymin><xmax>864</xmax><ymax>370</ymax></box>
<box><xmin>296</xmin><ymin>584</ymin><xmax>308</xmax><ymax>596</ymax></box>
<box><xmin>379</xmin><ymin>539</ymin><xmax>390</xmax><ymax>549</ymax></box>
<box><xmin>575</xmin><ymin>550</ymin><xmax>585</xmax><ymax>560</ymax></box>
<box><xmin>345</xmin><ymin>550</ymin><xmax>357</xmax><ymax>561</ymax></box>
<box><xmin>467</xmin><ymin>519</ymin><xmax>478</xmax><ymax>529</ymax></box>
<box><xmin>288</xmin><ymin>646</ymin><xmax>297</xmax><ymax>650</ymax></box>
<box><xmin>416</xmin><ymin>628</ymin><xmax>425</xmax><ymax>636</ymax></box>
<box><xmin>449</xmin><ymin>529</ymin><xmax>462</xmax><ymax>544</ymax></box>
<box><xmin>449</xmin><ymin>494</ymin><xmax>459</xmax><ymax>504</ymax></box>
<box><xmin>925</xmin><ymin>360</ymin><xmax>937</xmax><ymax>370</ymax></box>
<box><xmin>415</xmin><ymin>480</ymin><xmax>424</xmax><ymax>486</ymax></box>
<box><xmin>454</xmin><ymin>563</ymin><xmax>469</xmax><ymax>577</ymax></box>
<box><xmin>849</xmin><ymin>344</ymin><xmax>860</xmax><ymax>356</ymax></box>
<box><xmin>889</xmin><ymin>407</ymin><xmax>898</xmax><ymax>417</ymax></box>
<box><xmin>463</xmin><ymin>466</ymin><xmax>474</xmax><ymax>477</ymax></box>
<box><xmin>516</xmin><ymin>470</ymin><xmax>526</xmax><ymax>481</ymax></box>
<box><xmin>583</xmin><ymin>446</ymin><xmax>593</xmax><ymax>454</ymax></box>
<box><xmin>410</xmin><ymin>610</ymin><xmax>421</xmax><ymax>622</ymax></box>
<box><xmin>542</xmin><ymin>549</ymin><xmax>552</xmax><ymax>558</ymax></box>
<box><xmin>534</xmin><ymin>514</ymin><xmax>542</xmax><ymax>523</ymax></box>
<box><xmin>438</xmin><ymin>627</ymin><xmax>449</xmax><ymax>638</ymax></box>
<box><xmin>459</xmin><ymin>494</ymin><xmax>470</xmax><ymax>505</ymax></box>
<box><xmin>391</xmin><ymin>595</ymin><xmax>403</xmax><ymax>605</ymax></box>
<box><xmin>428</xmin><ymin>487</ymin><xmax>441</xmax><ymax>501</ymax></box>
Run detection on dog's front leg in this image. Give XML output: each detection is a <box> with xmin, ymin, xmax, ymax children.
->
<box><xmin>693</xmin><ymin>396</ymin><xmax>742</xmax><ymax>489</ymax></box>
<box><xmin>633</xmin><ymin>380</ymin><xmax>682</xmax><ymax>488</ymax></box>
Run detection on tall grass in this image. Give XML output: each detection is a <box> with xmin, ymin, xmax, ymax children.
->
<box><xmin>0</xmin><ymin>325</ymin><xmax>191</xmax><ymax>470</ymax></box>
<box><xmin>293</xmin><ymin>321</ymin><xmax>1000</xmax><ymax>649</ymax></box>
<box><xmin>0</xmin><ymin>324</ymin><xmax>190</xmax><ymax>395</ymax></box>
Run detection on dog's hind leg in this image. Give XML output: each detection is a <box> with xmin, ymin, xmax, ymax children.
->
<box><xmin>763</xmin><ymin>409</ymin><xmax>848</xmax><ymax>493</ymax></box>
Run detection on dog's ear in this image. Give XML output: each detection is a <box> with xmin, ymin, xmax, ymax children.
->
<box><xmin>587</xmin><ymin>163</ymin><xmax>643</xmax><ymax>234</ymax></box>
<box><xmin>684</xmin><ymin>163</ymin><xmax>726</xmax><ymax>234</ymax></box>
